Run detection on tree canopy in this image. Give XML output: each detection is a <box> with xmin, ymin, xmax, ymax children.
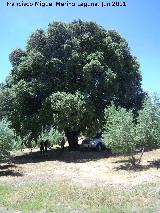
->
<box><xmin>1</xmin><ymin>20</ymin><xmax>145</xmax><ymax>149</ymax></box>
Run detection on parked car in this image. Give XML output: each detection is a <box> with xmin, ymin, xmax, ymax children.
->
<box><xmin>81</xmin><ymin>135</ymin><xmax>106</xmax><ymax>151</ymax></box>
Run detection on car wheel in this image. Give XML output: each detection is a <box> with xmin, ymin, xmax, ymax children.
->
<box><xmin>96</xmin><ymin>143</ymin><xmax>102</xmax><ymax>152</ymax></box>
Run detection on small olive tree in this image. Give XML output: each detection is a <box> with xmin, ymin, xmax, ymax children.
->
<box><xmin>103</xmin><ymin>104</ymin><xmax>137</xmax><ymax>162</ymax></box>
<box><xmin>136</xmin><ymin>97</ymin><xmax>160</xmax><ymax>150</ymax></box>
<box><xmin>103</xmin><ymin>98</ymin><xmax>160</xmax><ymax>167</ymax></box>
<box><xmin>0</xmin><ymin>119</ymin><xmax>19</xmax><ymax>161</ymax></box>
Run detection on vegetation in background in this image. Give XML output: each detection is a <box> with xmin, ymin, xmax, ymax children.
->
<box><xmin>0</xmin><ymin>20</ymin><xmax>145</xmax><ymax>149</ymax></box>
<box><xmin>103</xmin><ymin>104</ymin><xmax>135</xmax><ymax>154</ymax></box>
<box><xmin>103</xmin><ymin>97</ymin><xmax>160</xmax><ymax>166</ymax></box>
<box><xmin>0</xmin><ymin>19</ymin><xmax>159</xmax><ymax>213</ymax></box>
<box><xmin>0</xmin><ymin>119</ymin><xmax>20</xmax><ymax>161</ymax></box>
<box><xmin>48</xmin><ymin>92</ymin><xmax>97</xmax><ymax>149</ymax></box>
<box><xmin>136</xmin><ymin>97</ymin><xmax>160</xmax><ymax>150</ymax></box>
<box><xmin>38</xmin><ymin>127</ymin><xmax>64</xmax><ymax>146</ymax></box>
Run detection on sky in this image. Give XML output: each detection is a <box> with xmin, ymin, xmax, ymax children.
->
<box><xmin>0</xmin><ymin>0</ymin><xmax>160</xmax><ymax>95</ymax></box>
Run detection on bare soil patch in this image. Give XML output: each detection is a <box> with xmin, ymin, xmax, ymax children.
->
<box><xmin>0</xmin><ymin>148</ymin><xmax>160</xmax><ymax>188</ymax></box>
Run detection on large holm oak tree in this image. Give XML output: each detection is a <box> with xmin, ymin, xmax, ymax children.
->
<box><xmin>3</xmin><ymin>20</ymin><xmax>145</xmax><ymax>149</ymax></box>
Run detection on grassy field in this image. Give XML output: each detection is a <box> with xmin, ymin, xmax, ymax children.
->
<box><xmin>0</xmin><ymin>181</ymin><xmax>160</xmax><ymax>213</ymax></box>
<box><xmin>0</xmin><ymin>148</ymin><xmax>160</xmax><ymax>212</ymax></box>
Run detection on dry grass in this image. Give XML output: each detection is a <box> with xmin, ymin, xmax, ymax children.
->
<box><xmin>1</xmin><ymin>148</ymin><xmax>160</xmax><ymax>187</ymax></box>
<box><xmin>0</xmin><ymin>181</ymin><xmax>160</xmax><ymax>212</ymax></box>
<box><xmin>0</xmin><ymin>148</ymin><xmax>160</xmax><ymax>212</ymax></box>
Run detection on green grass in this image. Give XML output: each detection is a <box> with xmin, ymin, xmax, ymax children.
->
<box><xmin>0</xmin><ymin>182</ymin><xmax>160</xmax><ymax>213</ymax></box>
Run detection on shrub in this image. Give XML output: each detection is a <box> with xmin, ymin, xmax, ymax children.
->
<box><xmin>0</xmin><ymin>119</ymin><xmax>19</xmax><ymax>161</ymax></box>
<box><xmin>103</xmin><ymin>104</ymin><xmax>136</xmax><ymax>156</ymax></box>
<box><xmin>38</xmin><ymin>127</ymin><xmax>64</xmax><ymax>146</ymax></box>
<box><xmin>103</xmin><ymin>98</ymin><xmax>160</xmax><ymax>166</ymax></box>
<box><xmin>135</xmin><ymin>98</ymin><xmax>160</xmax><ymax>150</ymax></box>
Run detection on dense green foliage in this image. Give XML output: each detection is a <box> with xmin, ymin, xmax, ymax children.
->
<box><xmin>136</xmin><ymin>97</ymin><xmax>160</xmax><ymax>149</ymax></box>
<box><xmin>49</xmin><ymin>92</ymin><xmax>89</xmax><ymax>132</ymax></box>
<box><xmin>0</xmin><ymin>88</ymin><xmax>14</xmax><ymax>121</ymax></box>
<box><xmin>47</xmin><ymin>92</ymin><xmax>98</xmax><ymax>147</ymax></box>
<box><xmin>0</xmin><ymin>119</ymin><xmax>19</xmax><ymax>160</ymax></box>
<box><xmin>103</xmin><ymin>97</ymin><xmax>160</xmax><ymax>164</ymax></box>
<box><xmin>38</xmin><ymin>127</ymin><xmax>64</xmax><ymax>146</ymax></box>
<box><xmin>1</xmin><ymin>20</ymin><xmax>145</xmax><ymax>149</ymax></box>
<box><xmin>103</xmin><ymin>104</ymin><xmax>136</xmax><ymax>155</ymax></box>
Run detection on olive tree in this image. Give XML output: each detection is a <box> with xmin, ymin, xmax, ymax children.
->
<box><xmin>0</xmin><ymin>119</ymin><xmax>19</xmax><ymax>161</ymax></box>
<box><xmin>103</xmin><ymin>104</ymin><xmax>136</xmax><ymax>154</ymax></box>
<box><xmin>103</xmin><ymin>97</ymin><xmax>160</xmax><ymax>166</ymax></box>
<box><xmin>136</xmin><ymin>97</ymin><xmax>160</xmax><ymax>150</ymax></box>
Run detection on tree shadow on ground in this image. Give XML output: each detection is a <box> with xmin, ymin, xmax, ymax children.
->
<box><xmin>12</xmin><ymin>147</ymin><xmax>112</xmax><ymax>165</ymax></box>
<box><xmin>0</xmin><ymin>170</ymin><xmax>23</xmax><ymax>177</ymax></box>
<box><xmin>115</xmin><ymin>159</ymin><xmax>160</xmax><ymax>171</ymax></box>
<box><xmin>0</xmin><ymin>164</ymin><xmax>23</xmax><ymax>177</ymax></box>
<box><xmin>147</xmin><ymin>159</ymin><xmax>160</xmax><ymax>169</ymax></box>
<box><xmin>0</xmin><ymin>164</ymin><xmax>16</xmax><ymax>170</ymax></box>
<box><xmin>115</xmin><ymin>163</ymin><xmax>149</xmax><ymax>171</ymax></box>
<box><xmin>114</xmin><ymin>159</ymin><xmax>131</xmax><ymax>164</ymax></box>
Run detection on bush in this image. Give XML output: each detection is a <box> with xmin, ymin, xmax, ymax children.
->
<box><xmin>0</xmin><ymin>119</ymin><xmax>19</xmax><ymax>161</ymax></box>
<box><xmin>136</xmin><ymin>98</ymin><xmax>160</xmax><ymax>150</ymax></box>
<box><xmin>103</xmin><ymin>98</ymin><xmax>160</xmax><ymax>166</ymax></box>
<box><xmin>103</xmin><ymin>104</ymin><xmax>136</xmax><ymax>155</ymax></box>
<box><xmin>38</xmin><ymin>127</ymin><xmax>64</xmax><ymax>146</ymax></box>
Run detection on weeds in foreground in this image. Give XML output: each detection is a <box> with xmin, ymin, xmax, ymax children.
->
<box><xmin>0</xmin><ymin>181</ymin><xmax>159</xmax><ymax>213</ymax></box>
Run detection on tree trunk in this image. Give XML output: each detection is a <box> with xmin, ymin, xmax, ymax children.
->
<box><xmin>138</xmin><ymin>147</ymin><xmax>145</xmax><ymax>165</ymax></box>
<box><xmin>65</xmin><ymin>131</ymin><xmax>79</xmax><ymax>150</ymax></box>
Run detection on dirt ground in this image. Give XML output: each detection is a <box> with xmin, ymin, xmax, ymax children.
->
<box><xmin>0</xmin><ymin>147</ymin><xmax>160</xmax><ymax>188</ymax></box>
